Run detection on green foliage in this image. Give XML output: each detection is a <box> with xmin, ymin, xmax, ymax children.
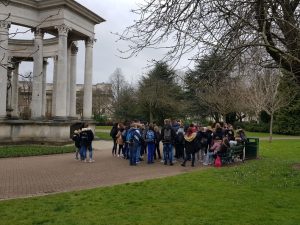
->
<box><xmin>274</xmin><ymin>74</ymin><xmax>300</xmax><ymax>135</ymax></box>
<box><xmin>0</xmin><ymin>145</ymin><xmax>75</xmax><ymax>158</ymax></box>
<box><xmin>137</xmin><ymin>61</ymin><xmax>185</xmax><ymax>124</ymax></box>
<box><xmin>259</xmin><ymin>111</ymin><xmax>271</xmax><ymax>123</ymax></box>
<box><xmin>234</xmin><ymin>121</ymin><xmax>269</xmax><ymax>133</ymax></box>
<box><xmin>113</xmin><ymin>86</ymin><xmax>141</xmax><ymax>121</ymax></box>
<box><xmin>0</xmin><ymin>140</ymin><xmax>299</xmax><ymax>225</ymax></box>
<box><xmin>94</xmin><ymin>114</ymin><xmax>108</xmax><ymax>124</ymax></box>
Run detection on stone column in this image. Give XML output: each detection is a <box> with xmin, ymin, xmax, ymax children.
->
<box><xmin>51</xmin><ymin>56</ymin><xmax>58</xmax><ymax>117</ymax></box>
<box><xmin>66</xmin><ymin>45</ymin><xmax>71</xmax><ymax>116</ymax></box>
<box><xmin>83</xmin><ymin>37</ymin><xmax>94</xmax><ymax>120</ymax></box>
<box><xmin>0</xmin><ymin>21</ymin><xmax>10</xmax><ymax>119</ymax></box>
<box><xmin>41</xmin><ymin>59</ymin><xmax>48</xmax><ymax>118</ymax></box>
<box><xmin>54</xmin><ymin>24</ymin><xmax>71</xmax><ymax>120</ymax></box>
<box><xmin>69</xmin><ymin>42</ymin><xmax>78</xmax><ymax>118</ymax></box>
<box><xmin>11</xmin><ymin>62</ymin><xmax>20</xmax><ymax>118</ymax></box>
<box><xmin>6</xmin><ymin>67</ymin><xmax>13</xmax><ymax>116</ymax></box>
<box><xmin>31</xmin><ymin>28</ymin><xmax>44</xmax><ymax>120</ymax></box>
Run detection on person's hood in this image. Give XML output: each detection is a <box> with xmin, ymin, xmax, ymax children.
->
<box><xmin>184</xmin><ymin>132</ymin><xmax>197</xmax><ymax>142</ymax></box>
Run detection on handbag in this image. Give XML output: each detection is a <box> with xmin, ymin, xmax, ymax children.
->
<box><xmin>214</xmin><ymin>155</ymin><xmax>222</xmax><ymax>167</ymax></box>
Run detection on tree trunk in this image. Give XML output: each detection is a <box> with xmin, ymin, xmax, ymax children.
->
<box><xmin>269</xmin><ymin>113</ymin><xmax>274</xmax><ymax>143</ymax></box>
<box><xmin>149</xmin><ymin>104</ymin><xmax>153</xmax><ymax>123</ymax></box>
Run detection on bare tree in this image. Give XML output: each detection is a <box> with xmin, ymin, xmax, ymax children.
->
<box><xmin>92</xmin><ymin>86</ymin><xmax>113</xmax><ymax>117</ymax></box>
<box><xmin>109</xmin><ymin>68</ymin><xmax>129</xmax><ymax>117</ymax></box>
<box><xmin>246</xmin><ymin>68</ymin><xmax>295</xmax><ymax>142</ymax></box>
<box><xmin>118</xmin><ymin>0</ymin><xmax>300</xmax><ymax>86</ymax></box>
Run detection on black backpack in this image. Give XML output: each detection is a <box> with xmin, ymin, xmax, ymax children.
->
<box><xmin>176</xmin><ymin>132</ymin><xmax>184</xmax><ymax>144</ymax></box>
<box><xmin>164</xmin><ymin>128</ymin><xmax>172</xmax><ymax>142</ymax></box>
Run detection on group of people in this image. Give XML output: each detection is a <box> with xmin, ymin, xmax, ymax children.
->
<box><xmin>72</xmin><ymin>123</ymin><xmax>95</xmax><ymax>163</ymax></box>
<box><xmin>110</xmin><ymin>119</ymin><xmax>247</xmax><ymax>167</ymax></box>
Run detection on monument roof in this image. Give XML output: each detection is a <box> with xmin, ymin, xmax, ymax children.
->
<box><xmin>10</xmin><ymin>0</ymin><xmax>105</xmax><ymax>24</ymax></box>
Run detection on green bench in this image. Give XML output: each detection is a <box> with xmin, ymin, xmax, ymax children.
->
<box><xmin>221</xmin><ymin>144</ymin><xmax>245</xmax><ymax>164</ymax></box>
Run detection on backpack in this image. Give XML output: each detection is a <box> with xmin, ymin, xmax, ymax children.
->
<box><xmin>176</xmin><ymin>132</ymin><xmax>184</xmax><ymax>144</ymax></box>
<box><xmin>146</xmin><ymin>130</ymin><xmax>155</xmax><ymax>143</ymax></box>
<box><xmin>132</xmin><ymin>129</ymin><xmax>142</xmax><ymax>144</ymax></box>
<box><xmin>126</xmin><ymin>129</ymin><xmax>133</xmax><ymax>144</ymax></box>
<box><xmin>164</xmin><ymin>128</ymin><xmax>172</xmax><ymax>142</ymax></box>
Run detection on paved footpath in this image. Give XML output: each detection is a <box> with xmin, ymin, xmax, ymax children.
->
<box><xmin>0</xmin><ymin>141</ymin><xmax>199</xmax><ymax>200</ymax></box>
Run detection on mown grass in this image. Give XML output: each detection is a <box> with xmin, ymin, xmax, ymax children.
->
<box><xmin>0</xmin><ymin>140</ymin><xmax>299</xmax><ymax>225</ymax></box>
<box><xmin>246</xmin><ymin>131</ymin><xmax>299</xmax><ymax>138</ymax></box>
<box><xmin>95</xmin><ymin>132</ymin><xmax>111</xmax><ymax>140</ymax></box>
<box><xmin>96</xmin><ymin>126</ymin><xmax>112</xmax><ymax>130</ymax></box>
<box><xmin>0</xmin><ymin>145</ymin><xmax>75</xmax><ymax>158</ymax></box>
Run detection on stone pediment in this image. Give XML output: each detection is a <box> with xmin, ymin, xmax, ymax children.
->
<box><xmin>1</xmin><ymin>0</ymin><xmax>105</xmax><ymax>39</ymax></box>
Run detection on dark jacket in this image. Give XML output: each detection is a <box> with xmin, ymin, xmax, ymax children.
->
<box><xmin>72</xmin><ymin>133</ymin><xmax>81</xmax><ymax>148</ymax></box>
<box><xmin>110</xmin><ymin>124</ymin><xmax>118</xmax><ymax>139</ymax></box>
<box><xmin>184</xmin><ymin>133</ymin><xmax>198</xmax><ymax>154</ymax></box>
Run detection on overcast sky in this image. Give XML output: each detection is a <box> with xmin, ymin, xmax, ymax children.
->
<box><xmin>16</xmin><ymin>0</ymin><xmax>191</xmax><ymax>84</ymax></box>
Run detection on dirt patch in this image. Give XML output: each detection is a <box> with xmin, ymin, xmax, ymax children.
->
<box><xmin>292</xmin><ymin>163</ymin><xmax>300</xmax><ymax>170</ymax></box>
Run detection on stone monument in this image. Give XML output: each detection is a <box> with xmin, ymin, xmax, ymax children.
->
<box><xmin>0</xmin><ymin>0</ymin><xmax>105</xmax><ymax>144</ymax></box>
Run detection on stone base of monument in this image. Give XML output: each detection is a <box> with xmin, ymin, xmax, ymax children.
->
<box><xmin>0</xmin><ymin>119</ymin><xmax>96</xmax><ymax>145</ymax></box>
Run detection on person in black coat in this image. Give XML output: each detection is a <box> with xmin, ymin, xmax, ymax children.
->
<box><xmin>110</xmin><ymin>123</ymin><xmax>118</xmax><ymax>156</ymax></box>
<box><xmin>181</xmin><ymin>127</ymin><xmax>198</xmax><ymax>167</ymax></box>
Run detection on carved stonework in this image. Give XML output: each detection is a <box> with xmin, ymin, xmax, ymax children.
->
<box><xmin>70</xmin><ymin>42</ymin><xmax>78</xmax><ymax>55</ymax></box>
<box><xmin>85</xmin><ymin>36</ymin><xmax>95</xmax><ymax>48</ymax></box>
<box><xmin>33</xmin><ymin>27</ymin><xmax>44</xmax><ymax>38</ymax></box>
<box><xmin>55</xmin><ymin>24</ymin><xmax>72</xmax><ymax>36</ymax></box>
<box><xmin>0</xmin><ymin>20</ymin><xmax>11</xmax><ymax>30</ymax></box>
<box><xmin>53</xmin><ymin>55</ymin><xmax>58</xmax><ymax>62</ymax></box>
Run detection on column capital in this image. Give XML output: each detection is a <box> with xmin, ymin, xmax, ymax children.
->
<box><xmin>0</xmin><ymin>20</ymin><xmax>11</xmax><ymax>30</ymax></box>
<box><xmin>55</xmin><ymin>24</ymin><xmax>72</xmax><ymax>36</ymax></box>
<box><xmin>32</xmin><ymin>27</ymin><xmax>44</xmax><ymax>39</ymax></box>
<box><xmin>85</xmin><ymin>36</ymin><xmax>96</xmax><ymax>48</ymax></box>
<box><xmin>70</xmin><ymin>42</ymin><xmax>78</xmax><ymax>55</ymax></box>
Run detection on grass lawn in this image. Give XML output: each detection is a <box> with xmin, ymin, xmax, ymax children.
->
<box><xmin>95</xmin><ymin>132</ymin><xmax>111</xmax><ymax>141</ymax></box>
<box><xmin>96</xmin><ymin>126</ymin><xmax>112</xmax><ymax>130</ymax></box>
<box><xmin>0</xmin><ymin>140</ymin><xmax>299</xmax><ymax>225</ymax></box>
<box><xmin>246</xmin><ymin>131</ymin><xmax>299</xmax><ymax>138</ymax></box>
<box><xmin>0</xmin><ymin>145</ymin><xmax>75</xmax><ymax>158</ymax></box>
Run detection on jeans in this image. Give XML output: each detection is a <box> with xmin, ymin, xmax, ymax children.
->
<box><xmin>136</xmin><ymin>144</ymin><xmax>141</xmax><ymax>162</ymax></box>
<box><xmin>163</xmin><ymin>143</ymin><xmax>173</xmax><ymax>164</ymax></box>
<box><xmin>88</xmin><ymin>143</ymin><xmax>93</xmax><ymax>160</ymax></box>
<box><xmin>123</xmin><ymin>143</ymin><xmax>129</xmax><ymax>159</ymax></box>
<box><xmin>80</xmin><ymin>145</ymin><xmax>87</xmax><ymax>160</ymax></box>
<box><xmin>204</xmin><ymin>151</ymin><xmax>214</xmax><ymax>165</ymax></box>
<box><xmin>129</xmin><ymin>143</ymin><xmax>137</xmax><ymax>165</ymax></box>
<box><xmin>147</xmin><ymin>142</ymin><xmax>155</xmax><ymax>163</ymax></box>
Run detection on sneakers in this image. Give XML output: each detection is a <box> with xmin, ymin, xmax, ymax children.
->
<box><xmin>181</xmin><ymin>163</ymin><xmax>186</xmax><ymax>167</ymax></box>
<box><xmin>89</xmin><ymin>159</ymin><xmax>95</xmax><ymax>163</ymax></box>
